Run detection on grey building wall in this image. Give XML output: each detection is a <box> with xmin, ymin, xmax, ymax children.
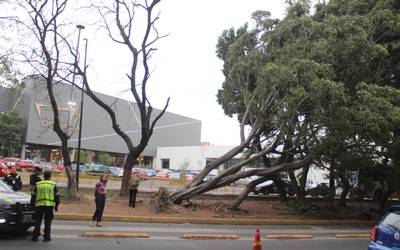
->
<box><xmin>5</xmin><ymin>77</ymin><xmax>201</xmax><ymax>157</ymax></box>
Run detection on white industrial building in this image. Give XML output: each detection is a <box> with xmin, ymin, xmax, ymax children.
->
<box><xmin>153</xmin><ymin>144</ymin><xmax>242</xmax><ymax>171</ymax></box>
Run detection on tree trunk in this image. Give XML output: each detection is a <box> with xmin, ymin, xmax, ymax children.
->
<box><xmin>60</xmin><ymin>141</ymin><xmax>77</xmax><ymax>199</ymax></box>
<box><xmin>171</xmin><ymin>157</ymin><xmax>311</xmax><ymax>204</ymax></box>
<box><xmin>272</xmin><ymin>177</ymin><xmax>288</xmax><ymax>203</ymax></box>
<box><xmin>288</xmin><ymin>171</ymin><xmax>300</xmax><ymax>200</ymax></box>
<box><xmin>329</xmin><ymin>162</ymin><xmax>336</xmax><ymax>207</ymax></box>
<box><xmin>120</xmin><ymin>151</ymin><xmax>137</xmax><ymax>196</ymax></box>
<box><xmin>338</xmin><ymin>173</ymin><xmax>350</xmax><ymax>207</ymax></box>
<box><xmin>231</xmin><ymin>176</ymin><xmax>269</xmax><ymax>210</ymax></box>
<box><xmin>298</xmin><ymin>165</ymin><xmax>310</xmax><ymax>200</ymax></box>
<box><xmin>378</xmin><ymin>187</ymin><xmax>395</xmax><ymax>212</ymax></box>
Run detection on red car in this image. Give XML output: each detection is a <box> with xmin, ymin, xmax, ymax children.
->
<box><xmin>0</xmin><ymin>162</ymin><xmax>7</xmax><ymax>177</ymax></box>
<box><xmin>1</xmin><ymin>157</ymin><xmax>21</xmax><ymax>168</ymax></box>
<box><xmin>155</xmin><ymin>169</ymin><xmax>173</xmax><ymax>179</ymax></box>
<box><xmin>131</xmin><ymin>168</ymin><xmax>147</xmax><ymax>180</ymax></box>
<box><xmin>52</xmin><ymin>165</ymin><xmax>65</xmax><ymax>173</ymax></box>
<box><xmin>15</xmin><ymin>160</ymin><xmax>37</xmax><ymax>172</ymax></box>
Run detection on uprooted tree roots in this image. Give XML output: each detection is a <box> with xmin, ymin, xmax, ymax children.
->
<box><xmin>150</xmin><ymin>187</ymin><xmax>176</xmax><ymax>213</ymax></box>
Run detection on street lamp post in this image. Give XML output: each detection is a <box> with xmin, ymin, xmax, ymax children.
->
<box><xmin>71</xmin><ymin>24</ymin><xmax>85</xmax><ymax>192</ymax></box>
<box><xmin>75</xmin><ymin>38</ymin><xmax>88</xmax><ymax>192</ymax></box>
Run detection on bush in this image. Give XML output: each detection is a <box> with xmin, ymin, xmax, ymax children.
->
<box><xmin>287</xmin><ymin>200</ymin><xmax>312</xmax><ymax>214</ymax></box>
<box><xmin>95</xmin><ymin>153</ymin><xmax>113</xmax><ymax>166</ymax></box>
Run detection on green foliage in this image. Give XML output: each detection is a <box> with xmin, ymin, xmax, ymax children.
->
<box><xmin>0</xmin><ymin>111</ymin><xmax>24</xmax><ymax>157</ymax></box>
<box><xmin>287</xmin><ymin>200</ymin><xmax>311</xmax><ymax>214</ymax></box>
<box><xmin>216</xmin><ymin>0</ymin><xmax>400</xmax><ymax>203</ymax></box>
<box><xmin>0</xmin><ymin>57</ymin><xmax>21</xmax><ymax>90</ymax></box>
<box><xmin>73</xmin><ymin>149</ymin><xmax>86</xmax><ymax>164</ymax></box>
<box><xmin>95</xmin><ymin>152</ymin><xmax>113</xmax><ymax>166</ymax></box>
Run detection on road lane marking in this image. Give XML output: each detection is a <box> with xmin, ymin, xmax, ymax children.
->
<box><xmin>81</xmin><ymin>231</ymin><xmax>150</xmax><ymax>238</ymax></box>
<box><xmin>181</xmin><ymin>234</ymin><xmax>240</xmax><ymax>240</ymax></box>
<box><xmin>335</xmin><ymin>233</ymin><xmax>369</xmax><ymax>239</ymax></box>
<box><xmin>266</xmin><ymin>234</ymin><xmax>314</xmax><ymax>240</ymax></box>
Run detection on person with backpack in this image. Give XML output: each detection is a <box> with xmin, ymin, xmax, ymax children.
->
<box><xmin>129</xmin><ymin>175</ymin><xmax>140</xmax><ymax>207</ymax></box>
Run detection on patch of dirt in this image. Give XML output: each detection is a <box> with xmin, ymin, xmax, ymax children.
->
<box><xmin>59</xmin><ymin>194</ymin><xmax>303</xmax><ymax>220</ymax></box>
<box><xmin>57</xmin><ymin>190</ymin><xmax>382</xmax><ymax>221</ymax></box>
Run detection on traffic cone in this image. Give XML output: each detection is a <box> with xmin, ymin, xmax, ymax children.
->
<box><xmin>253</xmin><ymin>229</ymin><xmax>262</xmax><ymax>250</ymax></box>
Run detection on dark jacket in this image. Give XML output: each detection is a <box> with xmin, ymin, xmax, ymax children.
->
<box><xmin>3</xmin><ymin>173</ymin><xmax>22</xmax><ymax>191</ymax></box>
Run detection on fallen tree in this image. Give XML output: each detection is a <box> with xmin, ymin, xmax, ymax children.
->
<box><xmin>172</xmin><ymin>0</ymin><xmax>400</xmax><ymax>209</ymax></box>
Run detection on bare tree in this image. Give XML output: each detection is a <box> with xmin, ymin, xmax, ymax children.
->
<box><xmin>12</xmin><ymin>0</ymin><xmax>79</xmax><ymax>197</ymax></box>
<box><xmin>8</xmin><ymin>0</ymin><xmax>169</xmax><ymax>197</ymax></box>
<box><xmin>73</xmin><ymin>0</ymin><xmax>169</xmax><ymax>195</ymax></box>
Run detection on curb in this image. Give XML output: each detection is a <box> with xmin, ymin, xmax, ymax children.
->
<box><xmin>266</xmin><ymin>234</ymin><xmax>314</xmax><ymax>240</ymax></box>
<box><xmin>335</xmin><ymin>233</ymin><xmax>370</xmax><ymax>239</ymax></box>
<box><xmin>81</xmin><ymin>231</ymin><xmax>150</xmax><ymax>238</ymax></box>
<box><xmin>55</xmin><ymin>213</ymin><xmax>375</xmax><ymax>226</ymax></box>
<box><xmin>181</xmin><ymin>234</ymin><xmax>239</xmax><ymax>240</ymax></box>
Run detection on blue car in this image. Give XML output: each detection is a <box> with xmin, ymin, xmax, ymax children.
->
<box><xmin>368</xmin><ymin>205</ymin><xmax>400</xmax><ymax>250</ymax></box>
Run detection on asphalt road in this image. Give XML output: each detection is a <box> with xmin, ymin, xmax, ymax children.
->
<box><xmin>1</xmin><ymin>237</ymin><xmax>368</xmax><ymax>250</ymax></box>
<box><xmin>0</xmin><ymin>220</ymin><xmax>370</xmax><ymax>250</ymax></box>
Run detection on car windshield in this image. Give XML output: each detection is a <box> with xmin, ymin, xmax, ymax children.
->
<box><xmin>382</xmin><ymin>211</ymin><xmax>400</xmax><ymax>230</ymax></box>
<box><xmin>0</xmin><ymin>180</ymin><xmax>13</xmax><ymax>192</ymax></box>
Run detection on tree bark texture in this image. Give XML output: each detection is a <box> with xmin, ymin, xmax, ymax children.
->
<box><xmin>231</xmin><ymin>176</ymin><xmax>270</xmax><ymax>210</ymax></box>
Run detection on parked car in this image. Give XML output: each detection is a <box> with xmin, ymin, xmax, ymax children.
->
<box><xmin>168</xmin><ymin>171</ymin><xmax>181</xmax><ymax>180</ymax></box>
<box><xmin>111</xmin><ymin>167</ymin><xmax>124</xmax><ymax>178</ymax></box>
<box><xmin>156</xmin><ymin>169</ymin><xmax>173</xmax><ymax>179</ymax></box>
<box><xmin>0</xmin><ymin>162</ymin><xmax>7</xmax><ymax>177</ymax></box>
<box><xmin>0</xmin><ymin>180</ymin><xmax>35</xmax><ymax>231</ymax></box>
<box><xmin>253</xmin><ymin>180</ymin><xmax>294</xmax><ymax>196</ymax></box>
<box><xmin>252</xmin><ymin>180</ymin><xmax>274</xmax><ymax>195</ymax></box>
<box><xmin>368</xmin><ymin>205</ymin><xmax>400</xmax><ymax>250</ymax></box>
<box><xmin>143</xmin><ymin>168</ymin><xmax>157</xmax><ymax>177</ymax></box>
<box><xmin>131</xmin><ymin>168</ymin><xmax>147</xmax><ymax>180</ymax></box>
<box><xmin>185</xmin><ymin>170</ymin><xmax>201</xmax><ymax>181</ymax></box>
<box><xmin>52</xmin><ymin>165</ymin><xmax>65</xmax><ymax>173</ymax></box>
<box><xmin>86</xmin><ymin>165</ymin><xmax>112</xmax><ymax>176</ymax></box>
<box><xmin>15</xmin><ymin>160</ymin><xmax>37</xmax><ymax>172</ymax></box>
<box><xmin>240</xmin><ymin>175</ymin><xmax>259</xmax><ymax>184</ymax></box>
<box><xmin>71</xmin><ymin>164</ymin><xmax>86</xmax><ymax>173</ymax></box>
<box><xmin>204</xmin><ymin>173</ymin><xmax>216</xmax><ymax>181</ymax></box>
<box><xmin>204</xmin><ymin>170</ymin><xmax>218</xmax><ymax>181</ymax></box>
<box><xmin>305</xmin><ymin>183</ymin><xmax>332</xmax><ymax>198</ymax></box>
<box><xmin>1</xmin><ymin>158</ymin><xmax>21</xmax><ymax>168</ymax></box>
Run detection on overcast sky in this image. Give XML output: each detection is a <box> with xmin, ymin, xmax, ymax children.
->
<box><xmin>71</xmin><ymin>0</ymin><xmax>287</xmax><ymax>146</ymax></box>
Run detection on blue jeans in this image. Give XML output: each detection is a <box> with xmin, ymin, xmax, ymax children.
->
<box><xmin>92</xmin><ymin>195</ymin><xmax>105</xmax><ymax>222</ymax></box>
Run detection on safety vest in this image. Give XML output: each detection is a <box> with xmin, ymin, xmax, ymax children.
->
<box><xmin>35</xmin><ymin>180</ymin><xmax>56</xmax><ymax>207</ymax></box>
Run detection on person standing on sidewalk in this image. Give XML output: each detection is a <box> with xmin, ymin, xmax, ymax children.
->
<box><xmin>3</xmin><ymin>166</ymin><xmax>22</xmax><ymax>191</ymax></box>
<box><xmin>129</xmin><ymin>175</ymin><xmax>140</xmax><ymax>207</ymax></box>
<box><xmin>31</xmin><ymin>170</ymin><xmax>60</xmax><ymax>242</ymax></box>
<box><xmin>92</xmin><ymin>174</ymin><xmax>107</xmax><ymax>227</ymax></box>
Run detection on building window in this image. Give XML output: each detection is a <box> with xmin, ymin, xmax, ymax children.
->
<box><xmin>161</xmin><ymin>159</ymin><xmax>170</xmax><ymax>169</ymax></box>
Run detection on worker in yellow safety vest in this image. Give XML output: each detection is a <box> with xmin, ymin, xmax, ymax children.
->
<box><xmin>30</xmin><ymin>170</ymin><xmax>60</xmax><ymax>242</ymax></box>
